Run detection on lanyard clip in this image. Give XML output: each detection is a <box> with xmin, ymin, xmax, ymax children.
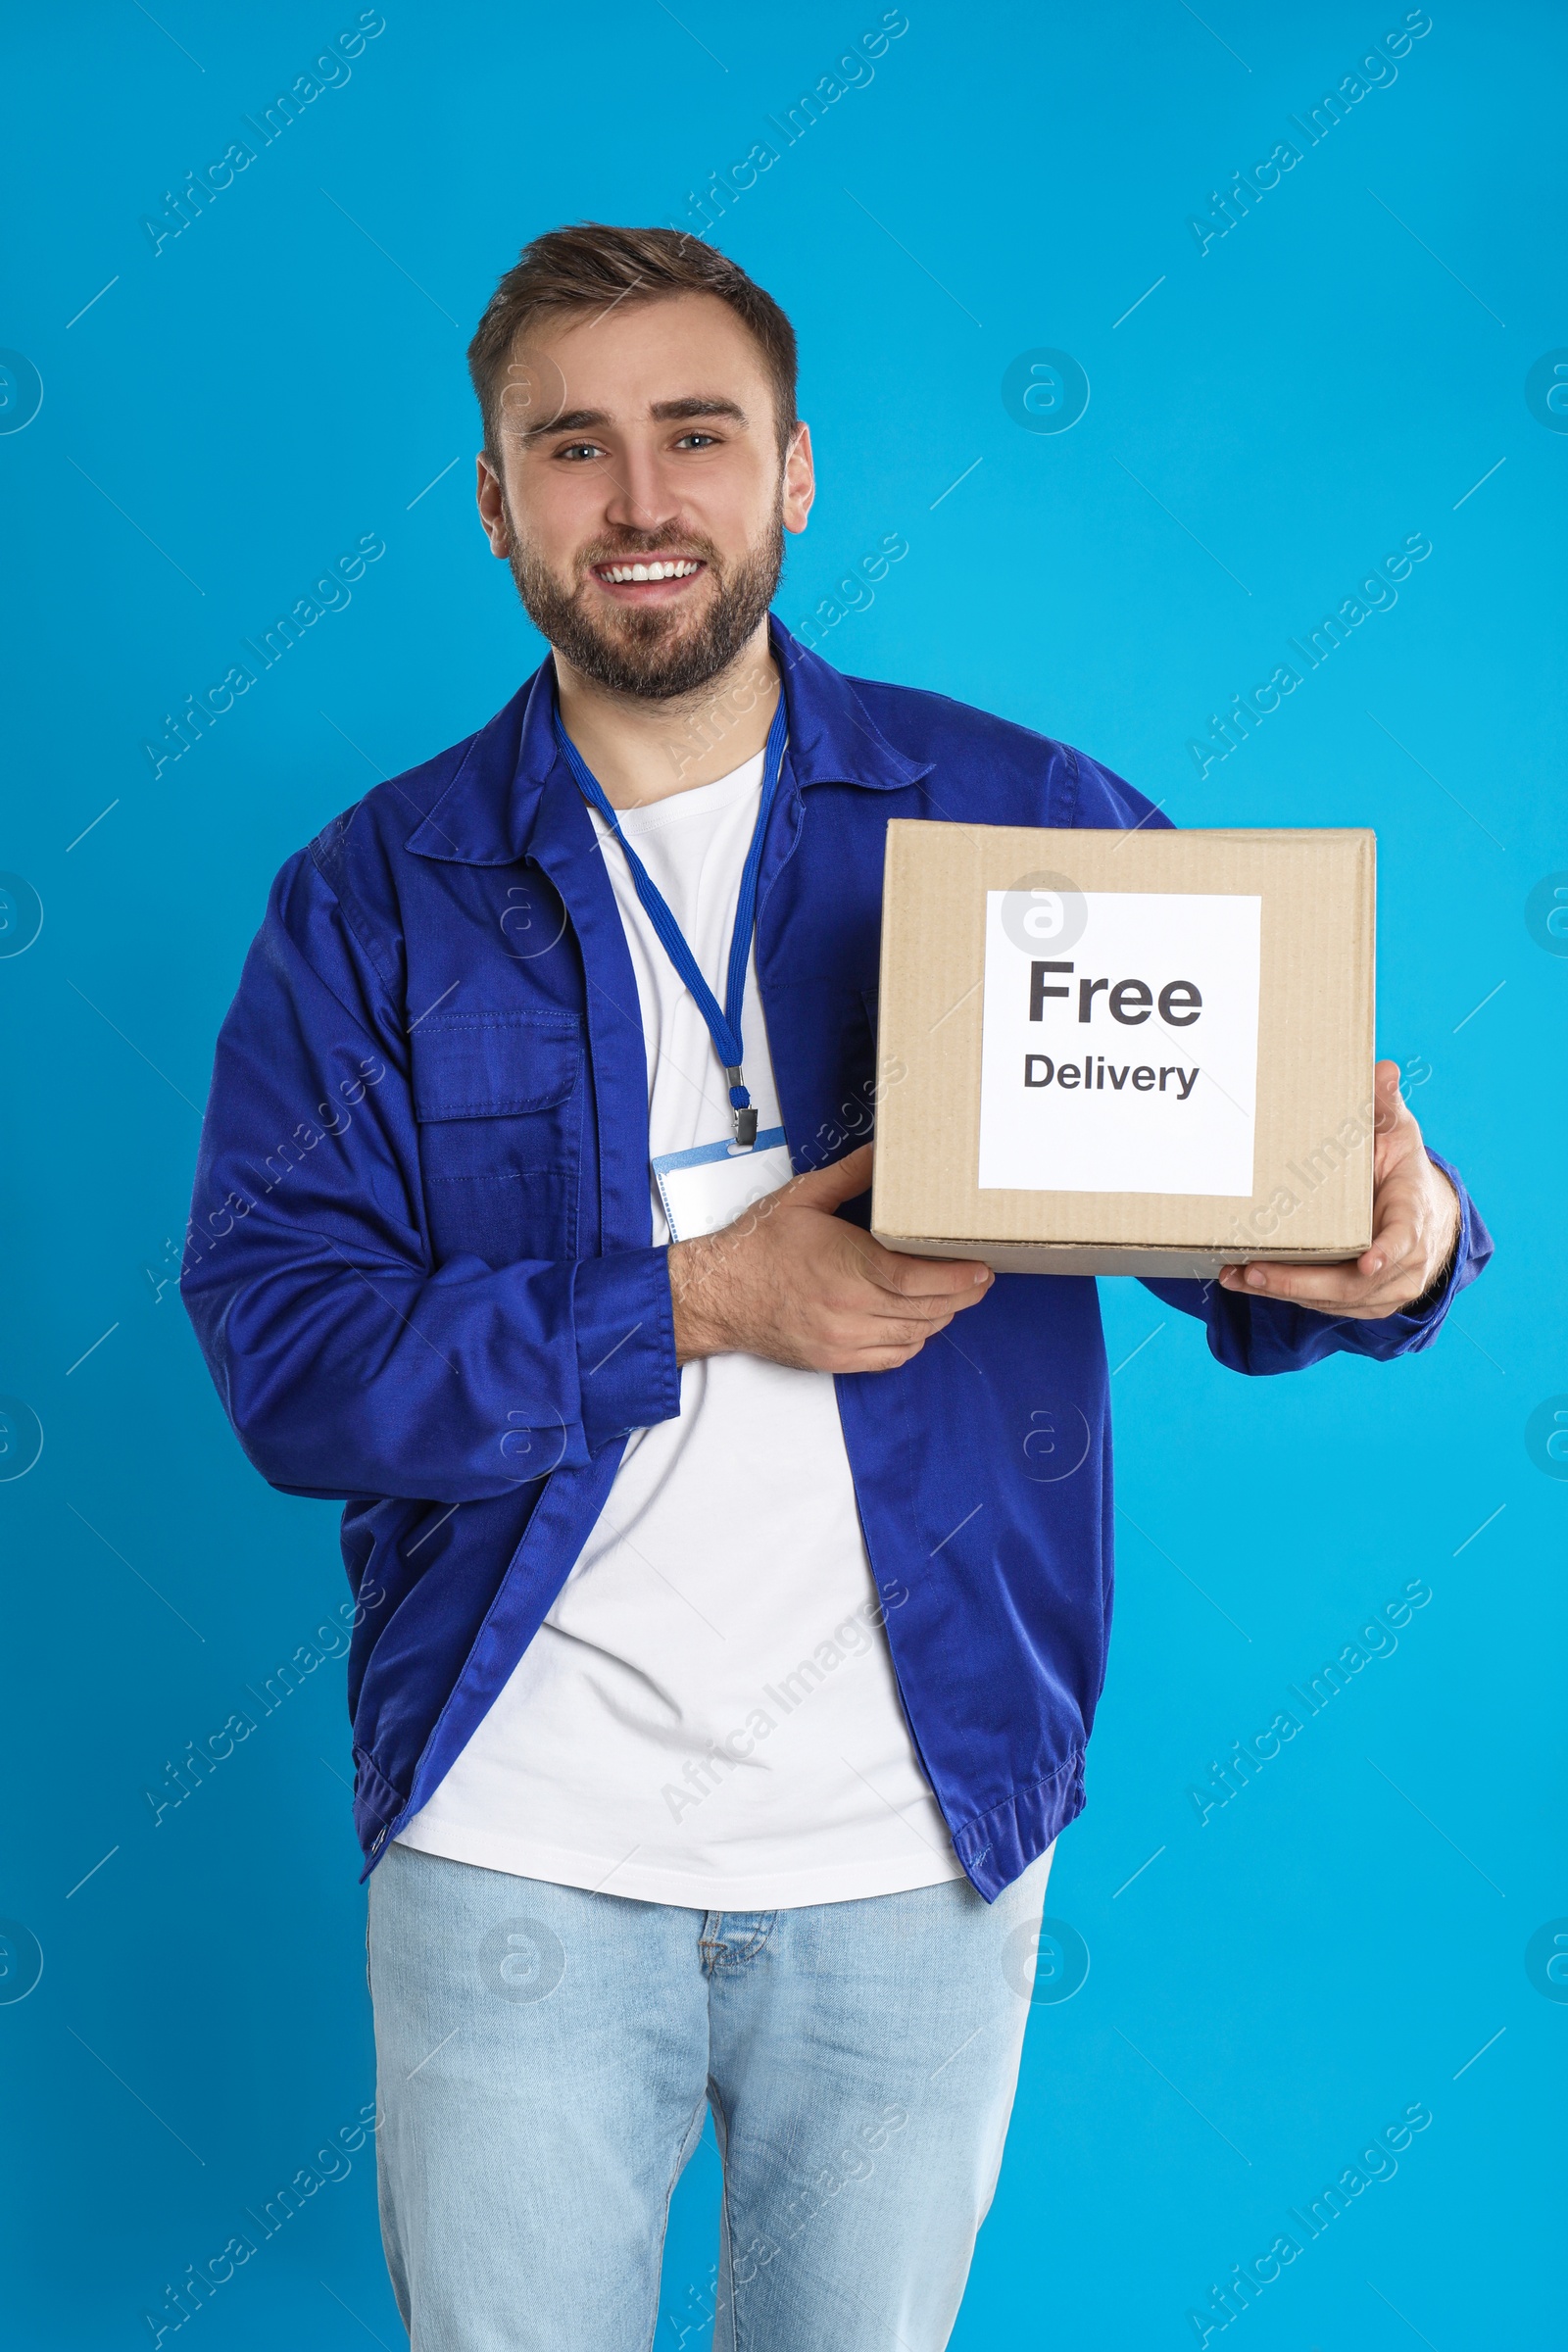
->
<box><xmin>726</xmin><ymin>1068</ymin><xmax>758</xmax><ymax>1152</ymax></box>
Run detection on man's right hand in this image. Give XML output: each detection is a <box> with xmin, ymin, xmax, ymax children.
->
<box><xmin>668</xmin><ymin>1143</ymin><xmax>995</xmax><ymax>1375</ymax></box>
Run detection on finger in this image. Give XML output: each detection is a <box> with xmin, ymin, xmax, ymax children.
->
<box><xmin>868</xmin><ymin>1313</ymin><xmax>956</xmax><ymax>1348</ymax></box>
<box><xmin>1218</xmin><ymin>1255</ymin><xmax>1372</xmax><ymax>1304</ymax></box>
<box><xmin>845</xmin><ymin>1234</ymin><xmax>994</xmax><ymax>1299</ymax></box>
<box><xmin>1217</xmin><ymin>1244</ymin><xmax>1426</xmax><ymax>1310</ymax></box>
<box><xmin>809</xmin><ymin>1324</ymin><xmax>942</xmax><ymax>1372</ymax></box>
<box><xmin>1356</xmin><ymin>1197</ymin><xmax>1420</xmax><ymax>1284</ymax></box>
<box><xmin>854</xmin><ymin>1295</ymin><xmax>965</xmax><ymax>1337</ymax></box>
<box><xmin>1219</xmin><ymin>1164</ymin><xmax>1428</xmax><ymax>1305</ymax></box>
<box><xmin>1371</xmin><ymin>1057</ymin><xmax>1411</xmax><ymax>1141</ymax></box>
<box><xmin>846</xmin><ymin>1340</ymin><xmax>935</xmax><ymax>1373</ymax></box>
<box><xmin>786</xmin><ymin>1143</ymin><xmax>875</xmax><ymax>1211</ymax></box>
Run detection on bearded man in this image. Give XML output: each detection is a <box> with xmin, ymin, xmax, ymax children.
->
<box><xmin>183</xmin><ymin>223</ymin><xmax>1488</xmax><ymax>2352</ymax></box>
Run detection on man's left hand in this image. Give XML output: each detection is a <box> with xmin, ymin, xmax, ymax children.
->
<box><xmin>1217</xmin><ymin>1060</ymin><xmax>1461</xmax><ymax>1321</ymax></box>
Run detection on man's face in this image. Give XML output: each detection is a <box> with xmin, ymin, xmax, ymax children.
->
<box><xmin>477</xmin><ymin>292</ymin><xmax>813</xmax><ymax>701</ymax></box>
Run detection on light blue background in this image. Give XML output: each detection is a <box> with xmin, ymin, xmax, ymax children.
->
<box><xmin>0</xmin><ymin>3</ymin><xmax>1561</xmax><ymax>2345</ymax></box>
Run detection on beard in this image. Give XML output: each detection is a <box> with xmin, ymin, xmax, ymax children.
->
<box><xmin>504</xmin><ymin>504</ymin><xmax>785</xmax><ymax>702</ymax></box>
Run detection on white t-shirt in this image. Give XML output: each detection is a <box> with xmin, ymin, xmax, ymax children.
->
<box><xmin>396</xmin><ymin>746</ymin><xmax>965</xmax><ymax>1907</ymax></box>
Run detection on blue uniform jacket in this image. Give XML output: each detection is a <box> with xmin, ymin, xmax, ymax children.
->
<box><xmin>181</xmin><ymin>618</ymin><xmax>1492</xmax><ymax>1897</ymax></box>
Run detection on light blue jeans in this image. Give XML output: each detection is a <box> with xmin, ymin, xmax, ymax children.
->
<box><xmin>368</xmin><ymin>1841</ymin><xmax>1053</xmax><ymax>2350</ymax></box>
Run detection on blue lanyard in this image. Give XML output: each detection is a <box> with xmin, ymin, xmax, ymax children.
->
<box><xmin>552</xmin><ymin>685</ymin><xmax>790</xmax><ymax>1152</ymax></box>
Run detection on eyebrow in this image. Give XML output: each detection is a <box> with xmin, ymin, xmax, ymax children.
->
<box><xmin>520</xmin><ymin>394</ymin><xmax>749</xmax><ymax>445</ymax></box>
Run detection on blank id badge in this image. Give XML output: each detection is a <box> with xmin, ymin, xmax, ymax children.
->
<box><xmin>653</xmin><ymin>1127</ymin><xmax>792</xmax><ymax>1243</ymax></box>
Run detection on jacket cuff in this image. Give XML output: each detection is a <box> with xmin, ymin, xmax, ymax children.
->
<box><xmin>573</xmin><ymin>1247</ymin><xmax>680</xmax><ymax>1450</ymax></box>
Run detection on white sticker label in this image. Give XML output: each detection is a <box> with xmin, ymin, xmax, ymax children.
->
<box><xmin>977</xmin><ymin>890</ymin><xmax>1261</xmax><ymax>1197</ymax></box>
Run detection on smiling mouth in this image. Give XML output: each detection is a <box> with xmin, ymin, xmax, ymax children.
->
<box><xmin>591</xmin><ymin>555</ymin><xmax>707</xmax><ymax>595</ymax></box>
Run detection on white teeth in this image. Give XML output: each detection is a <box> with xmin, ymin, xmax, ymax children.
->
<box><xmin>600</xmin><ymin>559</ymin><xmax>700</xmax><ymax>582</ymax></box>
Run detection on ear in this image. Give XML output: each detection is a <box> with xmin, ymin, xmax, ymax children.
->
<box><xmin>476</xmin><ymin>452</ymin><xmax>512</xmax><ymax>558</ymax></box>
<box><xmin>782</xmin><ymin>419</ymin><xmax>815</xmax><ymax>536</ymax></box>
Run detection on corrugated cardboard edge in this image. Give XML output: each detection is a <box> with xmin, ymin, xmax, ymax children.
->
<box><xmin>869</xmin><ymin>1233</ymin><xmax>1355</xmax><ymax>1278</ymax></box>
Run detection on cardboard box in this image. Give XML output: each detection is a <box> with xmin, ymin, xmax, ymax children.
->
<box><xmin>870</xmin><ymin>822</ymin><xmax>1376</xmax><ymax>1279</ymax></box>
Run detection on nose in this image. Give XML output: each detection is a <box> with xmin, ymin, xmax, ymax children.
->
<box><xmin>602</xmin><ymin>439</ymin><xmax>683</xmax><ymax>538</ymax></box>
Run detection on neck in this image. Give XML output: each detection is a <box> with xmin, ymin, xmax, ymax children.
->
<box><xmin>552</xmin><ymin>619</ymin><xmax>780</xmax><ymax>809</ymax></box>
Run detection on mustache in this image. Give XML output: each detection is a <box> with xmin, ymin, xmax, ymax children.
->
<box><xmin>576</xmin><ymin>534</ymin><xmax>719</xmax><ymax>572</ymax></box>
<box><xmin>496</xmin><ymin>491</ymin><xmax>718</xmax><ymax>576</ymax></box>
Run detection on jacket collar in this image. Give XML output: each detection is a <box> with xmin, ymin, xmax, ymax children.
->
<box><xmin>403</xmin><ymin>615</ymin><xmax>933</xmax><ymax>867</ymax></box>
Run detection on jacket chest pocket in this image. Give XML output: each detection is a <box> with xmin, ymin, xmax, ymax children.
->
<box><xmin>413</xmin><ymin>1009</ymin><xmax>584</xmax><ymax>1268</ymax></box>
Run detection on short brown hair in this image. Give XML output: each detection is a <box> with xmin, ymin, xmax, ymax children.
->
<box><xmin>466</xmin><ymin>222</ymin><xmax>799</xmax><ymax>461</ymax></box>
